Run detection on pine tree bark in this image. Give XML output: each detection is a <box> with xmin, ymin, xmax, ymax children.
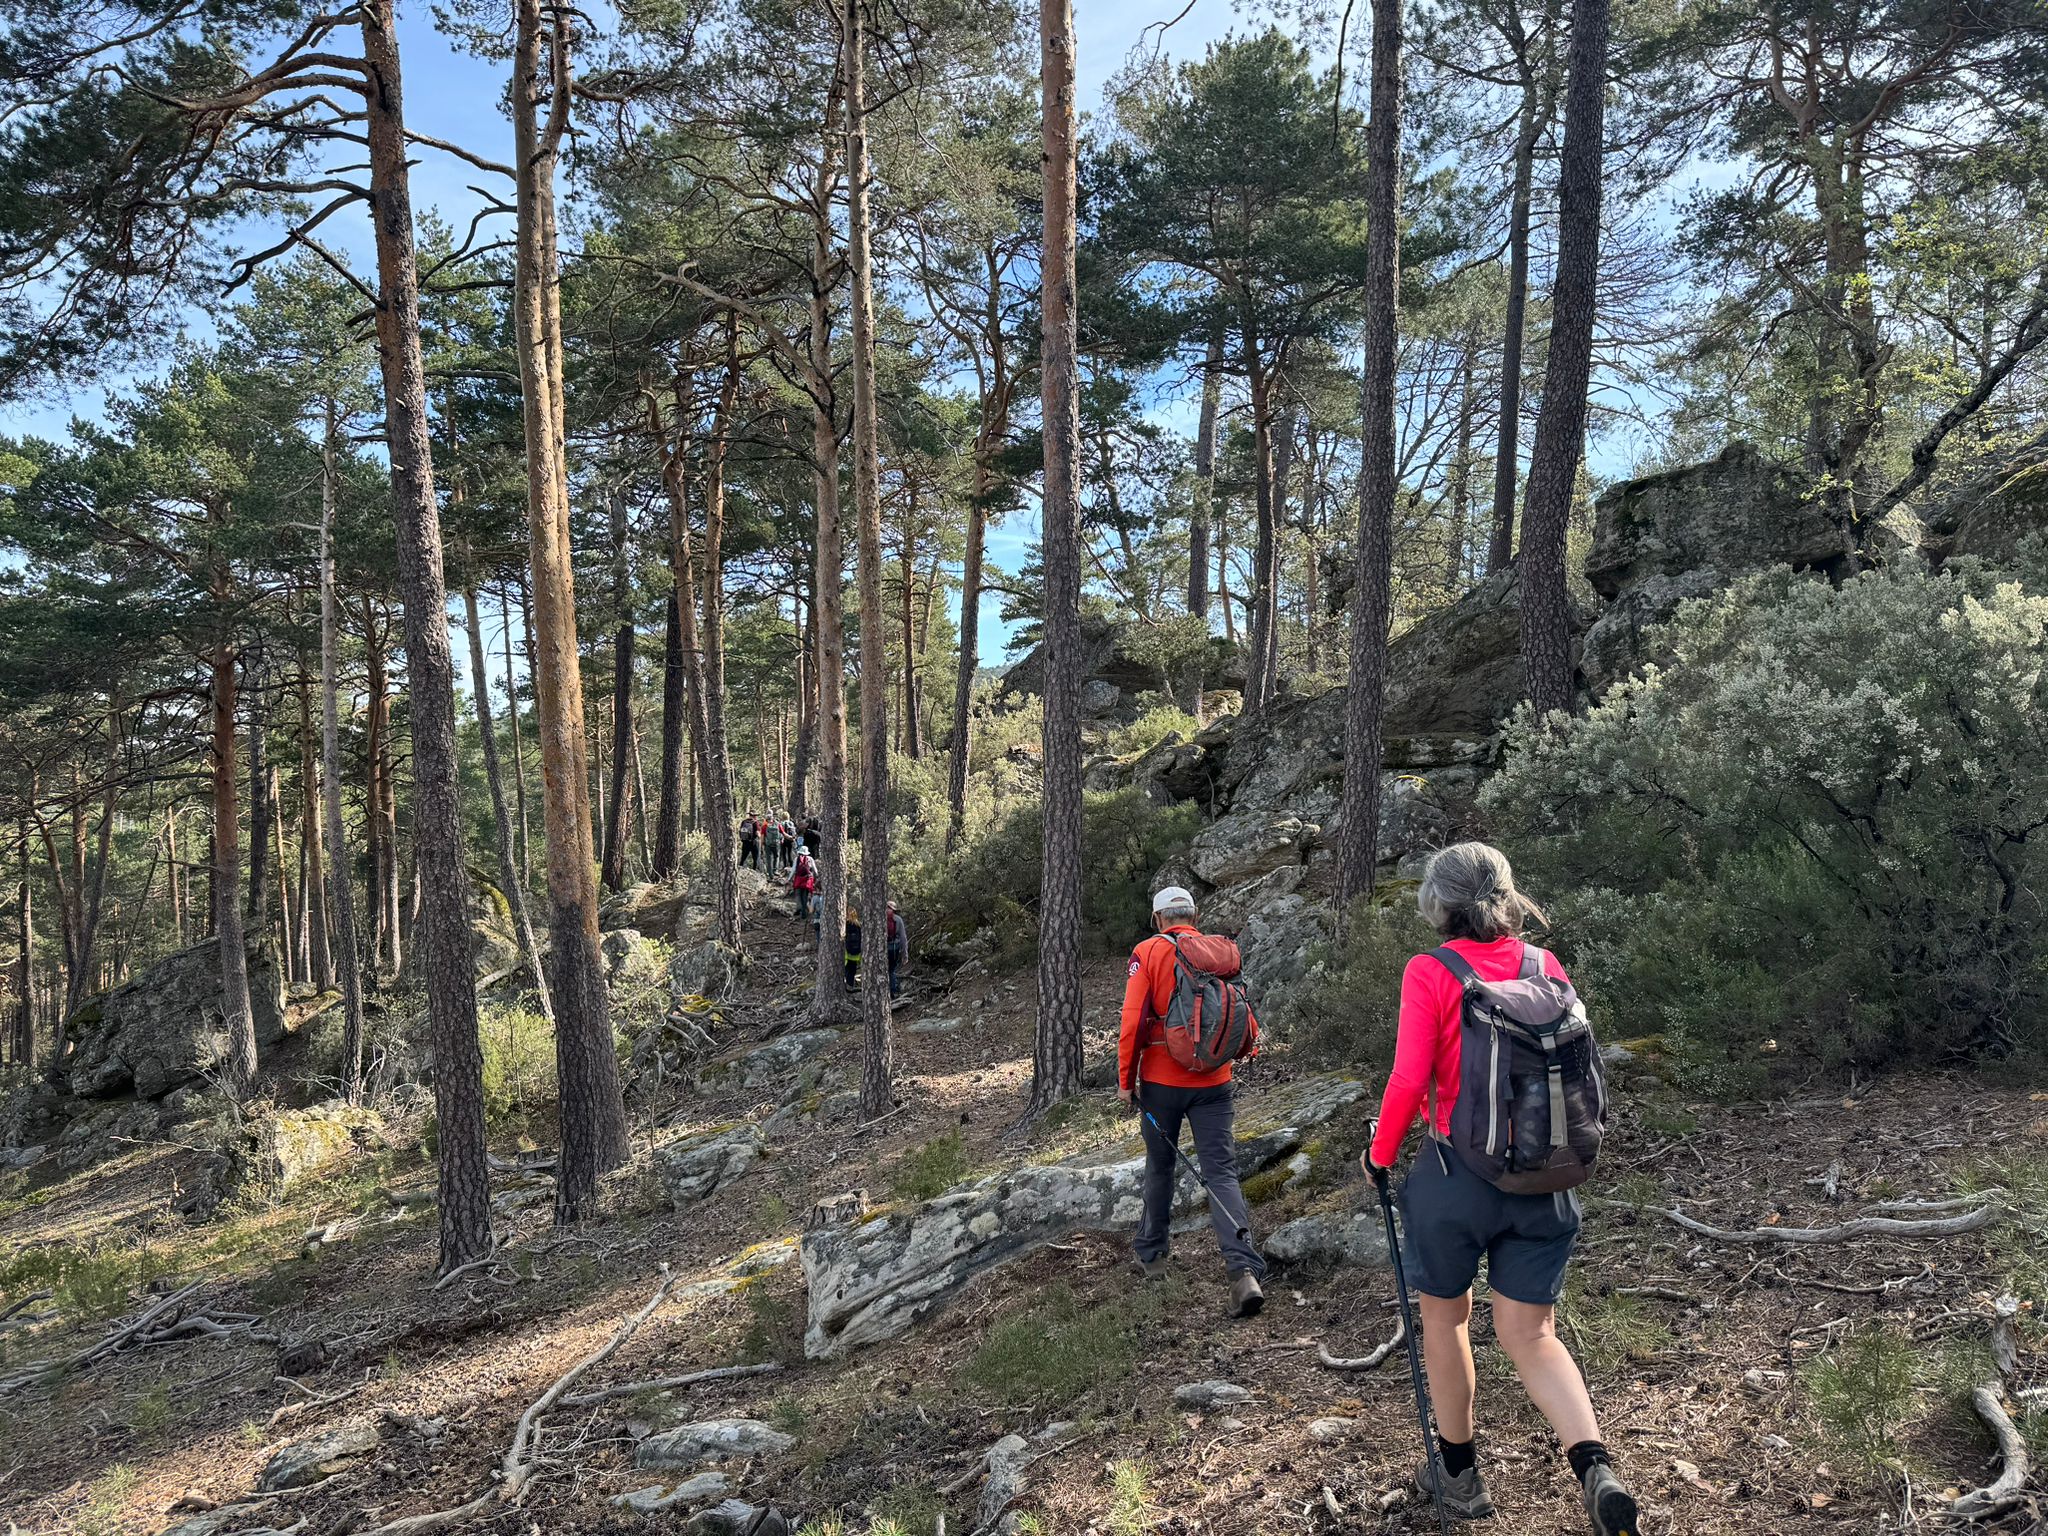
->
<box><xmin>790</xmin><ymin>589</ymin><xmax>816</xmax><ymax>817</ymax></box>
<box><xmin>1488</xmin><ymin>51</ymin><xmax>1545</xmax><ymax>574</ymax></box>
<box><xmin>320</xmin><ymin>404</ymin><xmax>368</xmax><ymax>1102</ymax></box>
<box><xmin>653</xmin><ymin>581</ymin><xmax>687</xmax><ymax>880</ymax></box>
<box><xmin>362</xmin><ymin>605</ymin><xmax>399</xmax><ymax>978</ymax></box>
<box><xmin>600</xmin><ymin>486</ymin><xmax>635</xmax><ymax>894</ymax></box>
<box><xmin>167</xmin><ymin>803</ymin><xmax>185</xmax><ymax>948</ymax></box>
<box><xmin>1189</xmin><ymin>326</ymin><xmax>1221</xmax><ymax>622</ymax></box>
<box><xmin>653</xmin><ymin>413</ymin><xmax>718</xmax><ymax>902</ymax></box>
<box><xmin>361</xmin><ymin>0</ymin><xmax>493</xmax><ymax>1269</ymax></box>
<box><xmin>465</xmin><ymin>583</ymin><xmax>554</xmax><ymax>1022</ymax></box>
<box><xmin>1337</xmin><ymin>0</ymin><xmax>1404</xmax><ymax>917</ymax></box>
<box><xmin>246</xmin><ymin>654</ymin><xmax>271</xmax><ymax>931</ymax></box>
<box><xmin>844</xmin><ymin>0</ymin><xmax>893</xmax><ymax>1118</ymax></box>
<box><xmin>1030</xmin><ymin>0</ymin><xmax>1085</xmax><ymax>1114</ymax></box>
<box><xmin>1519</xmin><ymin>0</ymin><xmax>1609</xmax><ymax>719</ymax></box>
<box><xmin>700</xmin><ymin>334</ymin><xmax>745</xmax><ymax>951</ymax></box>
<box><xmin>1242</xmin><ymin>338</ymin><xmax>1278</xmax><ymax>714</ymax></box>
<box><xmin>296</xmin><ymin>676</ymin><xmax>332</xmax><ymax>990</ymax></box>
<box><xmin>808</xmin><ymin>134</ymin><xmax>851</xmax><ymax>1026</ymax></box>
<box><xmin>13</xmin><ymin>817</ymin><xmax>31</xmax><ymax>1070</ymax></box>
<box><xmin>210</xmin><ymin>631</ymin><xmax>259</xmax><ymax>1093</ymax></box>
<box><xmin>506</xmin><ymin>583</ymin><xmax>534</xmax><ymax>891</ymax></box>
<box><xmin>511</xmin><ymin>0</ymin><xmax>630</xmax><ymax>1223</ymax></box>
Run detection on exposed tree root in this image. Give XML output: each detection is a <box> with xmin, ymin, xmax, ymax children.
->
<box><xmin>1948</xmin><ymin>1385</ymin><xmax>2029</xmax><ymax>1520</ymax></box>
<box><xmin>1664</xmin><ymin>1202</ymin><xmax>1998</xmax><ymax>1245</ymax></box>
<box><xmin>1317</xmin><ymin>1319</ymin><xmax>1406</xmax><ymax>1371</ymax></box>
<box><xmin>561</xmin><ymin>1359</ymin><xmax>780</xmax><ymax>1406</ymax></box>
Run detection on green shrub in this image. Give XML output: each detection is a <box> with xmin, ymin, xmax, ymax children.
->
<box><xmin>1803</xmin><ymin>1325</ymin><xmax>1919</xmax><ymax>1480</ymax></box>
<box><xmin>961</xmin><ymin>1282</ymin><xmax>1160</xmax><ymax>1404</ymax></box>
<box><xmin>1106</xmin><ymin>1459</ymin><xmax>1157</xmax><ymax>1536</ymax></box>
<box><xmin>1285</xmin><ymin>905</ymin><xmax>1437</xmax><ymax>1068</ymax></box>
<box><xmin>887</xmin><ymin>1130</ymin><xmax>974</xmax><ymax>1203</ymax></box>
<box><xmin>478</xmin><ymin>1004</ymin><xmax>556</xmax><ymax>1130</ymax></box>
<box><xmin>0</xmin><ymin>1241</ymin><xmax>165</xmax><ymax>1320</ymax></box>
<box><xmin>1485</xmin><ymin>564</ymin><xmax>2048</xmax><ymax>1086</ymax></box>
<box><xmin>1103</xmin><ymin>700</ymin><xmax>1200</xmax><ymax>758</ymax></box>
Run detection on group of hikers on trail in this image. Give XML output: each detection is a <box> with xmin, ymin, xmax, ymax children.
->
<box><xmin>1117</xmin><ymin>843</ymin><xmax>1638</xmax><ymax>1536</ymax></box>
<box><xmin>740</xmin><ymin>811</ymin><xmax>819</xmax><ymax>875</ymax></box>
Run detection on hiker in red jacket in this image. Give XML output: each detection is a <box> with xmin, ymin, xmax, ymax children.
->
<box><xmin>790</xmin><ymin>847</ymin><xmax>817</xmax><ymax>920</ymax></box>
<box><xmin>1118</xmin><ymin>885</ymin><xmax>1265</xmax><ymax>1318</ymax></box>
<box><xmin>1364</xmin><ymin>843</ymin><xmax>1639</xmax><ymax>1536</ymax></box>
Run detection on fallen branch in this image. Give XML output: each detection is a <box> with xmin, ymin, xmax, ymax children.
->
<box><xmin>431</xmin><ymin>1244</ymin><xmax>505</xmax><ymax>1292</ymax></box>
<box><xmin>1948</xmin><ymin>1385</ymin><xmax>2028</xmax><ymax>1519</ymax></box>
<box><xmin>361</xmin><ymin>1264</ymin><xmax>679</xmax><ymax>1535</ymax></box>
<box><xmin>1317</xmin><ymin>1320</ymin><xmax>1406</xmax><ymax>1372</ymax></box>
<box><xmin>1664</xmin><ymin>1204</ymin><xmax>1998</xmax><ymax>1245</ymax></box>
<box><xmin>0</xmin><ymin>1280</ymin><xmax>206</xmax><ymax>1396</ymax></box>
<box><xmin>1863</xmin><ymin>1192</ymin><xmax>2001</xmax><ymax>1217</ymax></box>
<box><xmin>1765</xmin><ymin>1262</ymin><xmax>1934</xmax><ymax>1297</ymax></box>
<box><xmin>0</xmin><ymin>1291</ymin><xmax>51</xmax><ymax>1324</ymax></box>
<box><xmin>268</xmin><ymin>1377</ymin><xmax>367</xmax><ymax>1428</ymax></box>
<box><xmin>561</xmin><ymin>1360</ymin><xmax>780</xmax><ymax>1406</ymax></box>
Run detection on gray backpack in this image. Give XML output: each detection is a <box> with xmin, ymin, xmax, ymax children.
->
<box><xmin>1429</xmin><ymin>944</ymin><xmax>1607</xmax><ymax>1195</ymax></box>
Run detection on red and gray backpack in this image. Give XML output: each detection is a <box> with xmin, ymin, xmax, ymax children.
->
<box><xmin>1430</xmin><ymin>944</ymin><xmax>1607</xmax><ymax>1195</ymax></box>
<box><xmin>1144</xmin><ymin>933</ymin><xmax>1260</xmax><ymax>1073</ymax></box>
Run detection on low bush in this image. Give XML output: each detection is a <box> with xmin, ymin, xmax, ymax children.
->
<box><xmin>1284</xmin><ymin>905</ymin><xmax>1436</xmax><ymax>1070</ymax></box>
<box><xmin>477</xmin><ymin>1004</ymin><xmax>555</xmax><ymax>1131</ymax></box>
<box><xmin>887</xmin><ymin>1130</ymin><xmax>974</xmax><ymax>1203</ymax></box>
<box><xmin>960</xmin><ymin>1282</ymin><xmax>1164</xmax><ymax>1404</ymax></box>
<box><xmin>1802</xmin><ymin>1325</ymin><xmax>1919</xmax><ymax>1480</ymax></box>
<box><xmin>1485</xmin><ymin>564</ymin><xmax>2048</xmax><ymax>1088</ymax></box>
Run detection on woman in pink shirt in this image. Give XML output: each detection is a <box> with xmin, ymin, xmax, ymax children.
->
<box><xmin>1364</xmin><ymin>843</ymin><xmax>1638</xmax><ymax>1536</ymax></box>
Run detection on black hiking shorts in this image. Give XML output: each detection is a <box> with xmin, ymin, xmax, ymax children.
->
<box><xmin>1399</xmin><ymin>1142</ymin><xmax>1581</xmax><ymax>1306</ymax></box>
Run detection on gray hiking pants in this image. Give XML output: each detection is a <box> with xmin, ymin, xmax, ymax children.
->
<box><xmin>1134</xmin><ymin>1080</ymin><xmax>1265</xmax><ymax>1278</ymax></box>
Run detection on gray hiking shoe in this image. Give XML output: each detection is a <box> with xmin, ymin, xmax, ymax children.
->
<box><xmin>1132</xmin><ymin>1256</ymin><xmax>1167</xmax><ymax>1281</ymax></box>
<box><xmin>1230</xmin><ymin>1272</ymin><xmax>1265</xmax><ymax>1317</ymax></box>
<box><xmin>1415</xmin><ymin>1457</ymin><xmax>1495</xmax><ymax>1520</ymax></box>
<box><xmin>1581</xmin><ymin>1463</ymin><xmax>1640</xmax><ymax>1536</ymax></box>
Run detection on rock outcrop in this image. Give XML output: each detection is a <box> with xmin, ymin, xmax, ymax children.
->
<box><xmin>66</xmin><ymin>938</ymin><xmax>288</xmax><ymax>1099</ymax></box>
<box><xmin>635</xmin><ymin>1419</ymin><xmax>797</xmax><ymax>1472</ymax></box>
<box><xmin>656</xmin><ymin>1122</ymin><xmax>766</xmax><ymax>1205</ymax></box>
<box><xmin>258</xmin><ymin>1421</ymin><xmax>380</xmax><ymax>1491</ymax></box>
<box><xmin>997</xmin><ymin>615</ymin><xmax>1244</xmax><ymax>724</ymax></box>
<box><xmin>1264</xmin><ymin>1209</ymin><xmax>1381</xmax><ymax>1268</ymax></box>
<box><xmin>800</xmin><ymin>1075</ymin><xmax>1363</xmax><ymax>1358</ymax></box>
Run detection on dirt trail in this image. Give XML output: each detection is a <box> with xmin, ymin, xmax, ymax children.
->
<box><xmin>0</xmin><ymin>881</ymin><xmax>2040</xmax><ymax>1535</ymax></box>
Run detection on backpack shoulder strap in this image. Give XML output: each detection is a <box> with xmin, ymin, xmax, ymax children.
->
<box><xmin>1519</xmin><ymin>942</ymin><xmax>1547</xmax><ymax>980</ymax></box>
<box><xmin>1429</xmin><ymin>945</ymin><xmax>1483</xmax><ymax>992</ymax></box>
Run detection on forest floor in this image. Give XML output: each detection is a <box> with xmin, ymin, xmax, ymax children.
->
<box><xmin>1</xmin><ymin>881</ymin><xmax>2043</xmax><ymax>1536</ymax></box>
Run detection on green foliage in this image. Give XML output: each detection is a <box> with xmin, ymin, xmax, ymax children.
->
<box><xmin>1485</xmin><ymin>566</ymin><xmax>2048</xmax><ymax>1087</ymax></box>
<box><xmin>902</xmin><ymin>785</ymin><xmax>1200</xmax><ymax>963</ymax></box>
<box><xmin>75</xmin><ymin>1463</ymin><xmax>136</xmax><ymax>1536</ymax></box>
<box><xmin>1106</xmin><ymin>1459</ymin><xmax>1157</xmax><ymax>1536</ymax></box>
<box><xmin>866</xmin><ymin>1487</ymin><xmax>946</xmax><ymax>1536</ymax></box>
<box><xmin>1102</xmin><ymin>699</ymin><xmax>1200</xmax><ymax>759</ymax></box>
<box><xmin>0</xmin><ymin>1240</ymin><xmax>164</xmax><ymax>1320</ymax></box>
<box><xmin>960</xmin><ymin>1282</ymin><xmax>1165</xmax><ymax>1405</ymax></box>
<box><xmin>887</xmin><ymin>1130</ymin><xmax>974</xmax><ymax>1203</ymax></box>
<box><xmin>739</xmin><ymin>1284</ymin><xmax>801</xmax><ymax>1366</ymax></box>
<box><xmin>127</xmin><ymin>1381</ymin><xmax>173</xmax><ymax>1441</ymax></box>
<box><xmin>1802</xmin><ymin>1326</ymin><xmax>1919</xmax><ymax>1480</ymax></box>
<box><xmin>477</xmin><ymin>1004</ymin><xmax>557</xmax><ymax>1130</ymax></box>
<box><xmin>1285</xmin><ymin>905</ymin><xmax>1437</xmax><ymax>1066</ymax></box>
<box><xmin>1557</xmin><ymin>1283</ymin><xmax>1675</xmax><ymax>1377</ymax></box>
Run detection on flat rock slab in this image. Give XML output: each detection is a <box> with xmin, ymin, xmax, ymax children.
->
<box><xmin>611</xmin><ymin>1472</ymin><xmax>731</xmax><ymax>1512</ymax></box>
<box><xmin>905</xmin><ymin>1016</ymin><xmax>965</xmax><ymax>1035</ymax></box>
<box><xmin>635</xmin><ymin>1419</ymin><xmax>797</xmax><ymax>1472</ymax></box>
<box><xmin>801</xmin><ymin>1075</ymin><xmax>1364</xmax><ymax>1358</ymax></box>
<box><xmin>1264</xmin><ymin>1210</ymin><xmax>1383</xmax><ymax>1269</ymax></box>
<box><xmin>258</xmin><ymin>1420</ymin><xmax>380</xmax><ymax>1491</ymax></box>
<box><xmin>699</xmin><ymin>1030</ymin><xmax>842</xmax><ymax>1090</ymax></box>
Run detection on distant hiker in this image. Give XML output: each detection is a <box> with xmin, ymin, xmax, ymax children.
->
<box><xmin>885</xmin><ymin>901</ymin><xmax>908</xmax><ymax>1001</ymax></box>
<box><xmin>844</xmin><ymin>909</ymin><xmax>863</xmax><ymax>991</ymax></box>
<box><xmin>763</xmin><ymin>816</ymin><xmax>783</xmax><ymax>872</ymax></box>
<box><xmin>739</xmin><ymin>815</ymin><xmax>760</xmax><ymax>870</ymax></box>
<box><xmin>791</xmin><ymin>847</ymin><xmax>818</xmax><ymax>920</ymax></box>
<box><xmin>1364</xmin><ymin>842</ymin><xmax>1636</xmax><ymax>1536</ymax></box>
<box><xmin>803</xmin><ymin>817</ymin><xmax>823</xmax><ymax>858</ymax></box>
<box><xmin>780</xmin><ymin>817</ymin><xmax>798</xmax><ymax>872</ymax></box>
<box><xmin>1118</xmin><ymin>885</ymin><xmax>1266</xmax><ymax>1318</ymax></box>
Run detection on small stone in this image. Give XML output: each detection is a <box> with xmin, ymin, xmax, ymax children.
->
<box><xmin>1309</xmin><ymin>1417</ymin><xmax>1355</xmax><ymax>1443</ymax></box>
<box><xmin>906</xmin><ymin>1016</ymin><xmax>965</xmax><ymax>1035</ymax></box>
<box><xmin>258</xmin><ymin>1421</ymin><xmax>380</xmax><ymax>1491</ymax></box>
<box><xmin>611</xmin><ymin>1472</ymin><xmax>731</xmax><ymax>1512</ymax></box>
<box><xmin>635</xmin><ymin>1419</ymin><xmax>796</xmax><ymax>1472</ymax></box>
<box><xmin>1174</xmin><ymin>1380</ymin><xmax>1251</xmax><ymax>1411</ymax></box>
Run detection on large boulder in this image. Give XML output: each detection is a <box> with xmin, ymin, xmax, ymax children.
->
<box><xmin>66</xmin><ymin>938</ymin><xmax>288</xmax><ymax>1099</ymax></box>
<box><xmin>602</xmin><ymin>879</ymin><xmax>690</xmax><ymax>937</ymax></box>
<box><xmin>635</xmin><ymin>1419</ymin><xmax>797</xmax><ymax>1472</ymax></box>
<box><xmin>800</xmin><ymin>1075</ymin><xmax>1364</xmax><ymax>1358</ymax></box>
<box><xmin>1186</xmin><ymin>812</ymin><xmax>1316</xmax><ymax>888</ymax></box>
<box><xmin>1580</xmin><ymin>443</ymin><xmax>1843</xmax><ymax>691</ymax></box>
<box><xmin>1927</xmin><ymin>458</ymin><xmax>2048</xmax><ymax>567</ymax></box>
<box><xmin>656</xmin><ymin>1122</ymin><xmax>765</xmax><ymax>1204</ymax></box>
<box><xmin>258</xmin><ymin>1421</ymin><xmax>380</xmax><ymax>1491</ymax></box>
<box><xmin>236</xmin><ymin>1101</ymin><xmax>382</xmax><ymax>1199</ymax></box>
<box><xmin>1264</xmin><ymin>1210</ymin><xmax>1381</xmax><ymax>1268</ymax></box>
<box><xmin>997</xmin><ymin>616</ymin><xmax>1245</xmax><ymax>722</ymax></box>
<box><xmin>697</xmin><ymin>1029</ymin><xmax>842</xmax><ymax>1092</ymax></box>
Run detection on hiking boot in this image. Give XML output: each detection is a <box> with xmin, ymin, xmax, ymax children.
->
<box><xmin>1581</xmin><ymin>1463</ymin><xmax>1640</xmax><ymax>1536</ymax></box>
<box><xmin>1230</xmin><ymin>1272</ymin><xmax>1265</xmax><ymax>1318</ymax></box>
<box><xmin>1132</xmin><ymin>1256</ymin><xmax>1167</xmax><ymax>1281</ymax></box>
<box><xmin>1415</xmin><ymin>1456</ymin><xmax>1495</xmax><ymax>1520</ymax></box>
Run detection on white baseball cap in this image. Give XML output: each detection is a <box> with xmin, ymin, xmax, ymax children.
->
<box><xmin>1152</xmin><ymin>885</ymin><xmax>1195</xmax><ymax>914</ymax></box>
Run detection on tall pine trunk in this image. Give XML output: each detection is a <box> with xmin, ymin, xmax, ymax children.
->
<box><xmin>210</xmin><ymin>630</ymin><xmax>259</xmax><ymax>1092</ymax></box>
<box><xmin>505</xmin><ymin>584</ymin><xmax>534</xmax><ymax>890</ymax></box>
<box><xmin>246</xmin><ymin>655</ymin><xmax>271</xmax><ymax>932</ymax></box>
<box><xmin>511</xmin><ymin>0</ymin><xmax>630</xmax><ymax>1223</ymax></box>
<box><xmin>600</xmin><ymin>487</ymin><xmax>635</xmax><ymax>893</ymax></box>
<box><xmin>361</xmin><ymin>0</ymin><xmax>493</xmax><ymax>1269</ymax></box>
<box><xmin>1487</xmin><ymin>54</ymin><xmax>1544</xmax><ymax>574</ymax></box>
<box><xmin>844</xmin><ymin>0</ymin><xmax>892</xmax><ymax>1114</ymax></box>
<box><xmin>809</xmin><ymin>131</ymin><xmax>851</xmax><ymax>1025</ymax></box>
<box><xmin>1189</xmin><ymin>327</ymin><xmax>1221</xmax><ymax>621</ymax></box>
<box><xmin>1519</xmin><ymin>0</ymin><xmax>1609</xmax><ymax>718</ymax></box>
<box><xmin>1337</xmin><ymin>0</ymin><xmax>1404</xmax><ymax>917</ymax></box>
<box><xmin>653</xmin><ymin>581</ymin><xmax>687</xmax><ymax>880</ymax></box>
<box><xmin>465</xmin><ymin>583</ymin><xmax>553</xmax><ymax>1021</ymax></box>
<box><xmin>320</xmin><ymin>406</ymin><xmax>368</xmax><ymax>1100</ymax></box>
<box><xmin>296</xmin><ymin>676</ymin><xmax>332</xmax><ymax>990</ymax></box>
<box><xmin>14</xmin><ymin>817</ymin><xmax>31</xmax><ymax>1070</ymax></box>
<box><xmin>1242</xmin><ymin>340</ymin><xmax>1278</xmax><ymax>715</ymax></box>
<box><xmin>700</xmin><ymin>334</ymin><xmax>745</xmax><ymax>950</ymax></box>
<box><xmin>1030</xmin><ymin>0</ymin><xmax>1085</xmax><ymax>1113</ymax></box>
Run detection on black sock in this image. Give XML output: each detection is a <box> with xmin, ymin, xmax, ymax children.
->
<box><xmin>1567</xmin><ymin>1440</ymin><xmax>1611</xmax><ymax>1482</ymax></box>
<box><xmin>1438</xmin><ymin>1436</ymin><xmax>1476</xmax><ymax>1478</ymax></box>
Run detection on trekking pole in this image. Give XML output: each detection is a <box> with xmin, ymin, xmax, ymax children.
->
<box><xmin>1370</xmin><ymin>1156</ymin><xmax>1453</xmax><ymax>1536</ymax></box>
<box><xmin>1140</xmin><ymin>1109</ymin><xmax>1252</xmax><ymax>1244</ymax></box>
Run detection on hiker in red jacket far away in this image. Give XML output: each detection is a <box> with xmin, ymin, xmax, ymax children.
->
<box><xmin>1118</xmin><ymin>885</ymin><xmax>1266</xmax><ymax>1318</ymax></box>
